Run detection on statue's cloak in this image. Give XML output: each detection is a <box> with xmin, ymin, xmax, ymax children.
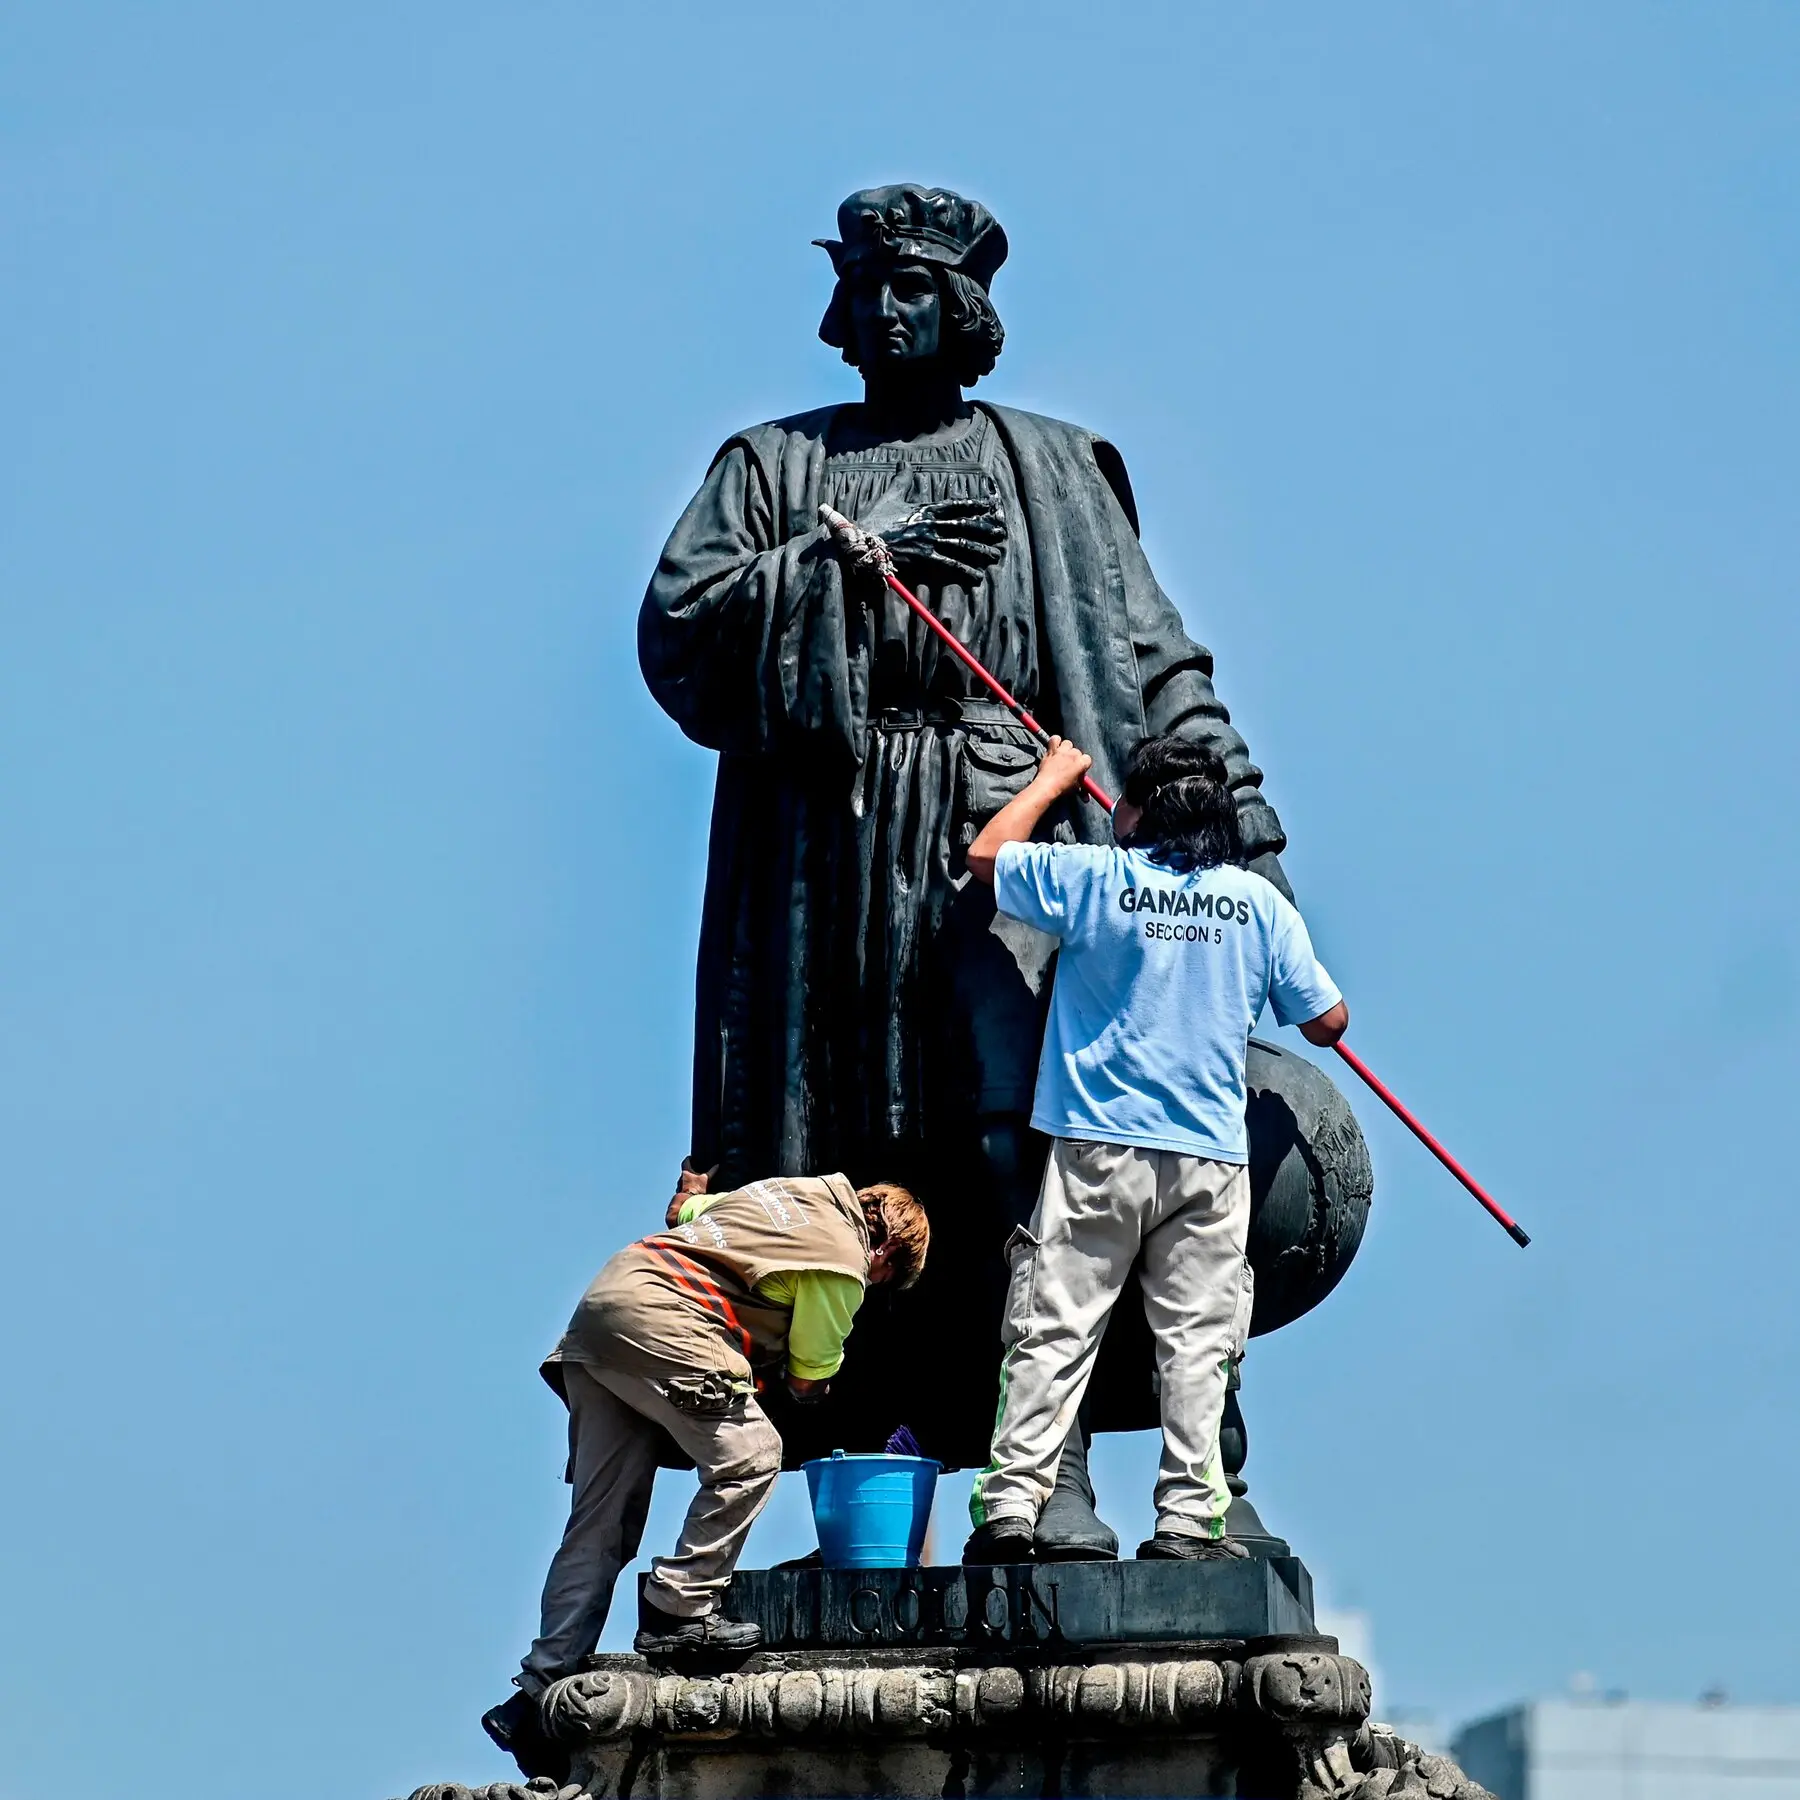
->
<box><xmin>640</xmin><ymin>402</ymin><xmax>1286</xmax><ymax>1185</ymax></box>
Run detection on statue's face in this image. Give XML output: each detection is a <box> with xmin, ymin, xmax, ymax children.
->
<box><xmin>846</xmin><ymin>259</ymin><xmax>942</xmax><ymax>369</ymax></box>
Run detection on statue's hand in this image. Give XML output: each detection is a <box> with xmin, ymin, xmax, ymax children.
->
<box><xmin>846</xmin><ymin>482</ymin><xmax>935</xmax><ymax>541</ymax></box>
<box><xmin>854</xmin><ymin>487</ymin><xmax>1006</xmax><ymax>585</ymax></box>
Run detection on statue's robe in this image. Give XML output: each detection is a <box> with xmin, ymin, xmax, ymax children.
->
<box><xmin>639</xmin><ymin>401</ymin><xmax>1286</xmax><ymax>1464</ymax></box>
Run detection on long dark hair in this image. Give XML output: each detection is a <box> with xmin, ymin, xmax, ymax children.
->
<box><xmin>1121</xmin><ymin>735</ymin><xmax>1244</xmax><ymax>874</ymax></box>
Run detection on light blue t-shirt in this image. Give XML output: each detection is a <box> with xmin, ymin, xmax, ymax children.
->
<box><xmin>994</xmin><ymin>843</ymin><xmax>1343</xmax><ymax>1162</ymax></box>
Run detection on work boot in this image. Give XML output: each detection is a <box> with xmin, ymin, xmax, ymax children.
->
<box><xmin>480</xmin><ymin>1689</ymin><xmax>571</xmax><ymax>1785</ymax></box>
<box><xmin>962</xmin><ymin>1519</ymin><xmax>1037</xmax><ymax>1565</ymax></box>
<box><xmin>1032</xmin><ymin>1425</ymin><xmax>1119</xmax><ymax>1562</ymax></box>
<box><xmin>633</xmin><ymin>1597</ymin><xmax>764</xmax><ymax>1656</ymax></box>
<box><xmin>1136</xmin><ymin>1530</ymin><xmax>1251</xmax><ymax>1561</ymax></box>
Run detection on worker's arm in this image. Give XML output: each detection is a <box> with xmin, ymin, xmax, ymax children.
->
<box><xmin>967</xmin><ymin>737</ymin><xmax>1095</xmax><ymax>885</ymax></box>
<box><xmin>1265</xmin><ymin>888</ymin><xmax>1347</xmax><ymax>1046</ymax></box>
<box><xmin>666</xmin><ymin>1157</ymin><xmax>714</xmax><ymax>1227</ymax></box>
<box><xmin>1298</xmin><ymin>999</ymin><xmax>1349</xmax><ymax>1047</ymax></box>
<box><xmin>756</xmin><ymin>1270</ymin><xmax>864</xmax><ymax>1398</ymax></box>
<box><xmin>785</xmin><ymin>1271</ymin><xmax>863</xmax><ymax>1382</ymax></box>
<box><xmin>672</xmin><ymin>1191</ymin><xmax>721</xmax><ymax>1227</ymax></box>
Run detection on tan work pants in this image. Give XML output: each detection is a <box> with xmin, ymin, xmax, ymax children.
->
<box><xmin>520</xmin><ymin>1360</ymin><xmax>782</xmax><ymax>1693</ymax></box>
<box><xmin>973</xmin><ymin>1137</ymin><xmax>1254</xmax><ymax>1541</ymax></box>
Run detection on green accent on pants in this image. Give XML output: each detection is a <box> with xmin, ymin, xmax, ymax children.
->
<box><xmin>968</xmin><ymin>1357</ymin><xmax>1015</xmax><ymax>1529</ymax></box>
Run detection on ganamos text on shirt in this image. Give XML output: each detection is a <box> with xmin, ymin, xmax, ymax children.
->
<box><xmin>1118</xmin><ymin>882</ymin><xmax>1252</xmax><ymax>945</ymax></box>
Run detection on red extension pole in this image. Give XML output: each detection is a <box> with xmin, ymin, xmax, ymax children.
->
<box><xmin>820</xmin><ymin>505</ymin><xmax>1529</xmax><ymax>1250</ymax></box>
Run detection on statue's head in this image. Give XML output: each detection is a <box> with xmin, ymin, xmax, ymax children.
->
<box><xmin>816</xmin><ymin>185</ymin><xmax>1007</xmax><ymax>387</ymax></box>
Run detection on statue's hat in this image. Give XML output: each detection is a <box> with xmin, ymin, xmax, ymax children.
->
<box><xmin>815</xmin><ymin>185</ymin><xmax>1008</xmax><ymax>289</ymax></box>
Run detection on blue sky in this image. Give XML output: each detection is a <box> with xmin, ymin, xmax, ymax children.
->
<box><xmin>3</xmin><ymin>5</ymin><xmax>1796</xmax><ymax>1795</ymax></box>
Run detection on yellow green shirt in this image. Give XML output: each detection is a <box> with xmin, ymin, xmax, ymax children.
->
<box><xmin>675</xmin><ymin>1194</ymin><xmax>865</xmax><ymax>1380</ymax></box>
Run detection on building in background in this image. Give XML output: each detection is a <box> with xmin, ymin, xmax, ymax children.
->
<box><xmin>1453</xmin><ymin>1695</ymin><xmax>1800</xmax><ymax>1799</ymax></box>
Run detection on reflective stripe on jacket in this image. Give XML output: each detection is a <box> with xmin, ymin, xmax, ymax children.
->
<box><xmin>543</xmin><ymin>1172</ymin><xmax>870</xmax><ymax>1388</ymax></box>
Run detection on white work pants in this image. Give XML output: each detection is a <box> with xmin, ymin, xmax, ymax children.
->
<box><xmin>973</xmin><ymin>1137</ymin><xmax>1254</xmax><ymax>1541</ymax></box>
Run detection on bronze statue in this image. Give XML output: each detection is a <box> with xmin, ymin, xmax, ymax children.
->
<box><xmin>638</xmin><ymin>186</ymin><xmax>1369</xmax><ymax>1558</ymax></box>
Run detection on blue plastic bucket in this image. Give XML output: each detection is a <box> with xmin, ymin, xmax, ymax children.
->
<box><xmin>804</xmin><ymin>1450</ymin><xmax>942</xmax><ymax>1568</ymax></box>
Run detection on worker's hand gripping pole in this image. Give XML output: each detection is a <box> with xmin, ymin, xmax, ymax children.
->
<box><xmin>818</xmin><ymin>505</ymin><xmax>1528</xmax><ymax>1248</ymax></box>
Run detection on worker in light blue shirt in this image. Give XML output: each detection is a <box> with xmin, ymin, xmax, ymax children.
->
<box><xmin>961</xmin><ymin>732</ymin><xmax>1348</xmax><ymax>1565</ymax></box>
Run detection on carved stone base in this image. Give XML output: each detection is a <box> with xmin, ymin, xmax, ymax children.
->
<box><xmin>395</xmin><ymin>1643</ymin><xmax>1497</xmax><ymax>1800</ymax></box>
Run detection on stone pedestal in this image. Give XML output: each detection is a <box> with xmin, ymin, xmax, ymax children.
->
<box><xmin>541</xmin><ymin>1641</ymin><xmax>1362</xmax><ymax>1798</ymax></box>
<box><xmin>723</xmin><ymin>1556</ymin><xmax>1318</xmax><ymax>1651</ymax></box>
<box><xmin>395</xmin><ymin>1564</ymin><xmax>1498</xmax><ymax>1800</ymax></box>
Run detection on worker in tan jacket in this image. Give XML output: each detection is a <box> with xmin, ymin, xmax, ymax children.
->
<box><xmin>483</xmin><ymin>1166</ymin><xmax>928</xmax><ymax>1775</ymax></box>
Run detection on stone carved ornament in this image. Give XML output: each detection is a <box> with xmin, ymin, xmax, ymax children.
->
<box><xmin>538</xmin><ymin>1655</ymin><xmax>1237</xmax><ymax>1743</ymax></box>
<box><xmin>396</xmin><ymin>1652</ymin><xmax>1493</xmax><ymax>1799</ymax></box>
<box><xmin>1300</xmin><ymin>1723</ymin><xmax>1496</xmax><ymax>1800</ymax></box>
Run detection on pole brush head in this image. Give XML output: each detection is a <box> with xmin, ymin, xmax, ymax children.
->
<box><xmin>884</xmin><ymin>1424</ymin><xmax>924</xmax><ymax>1457</ymax></box>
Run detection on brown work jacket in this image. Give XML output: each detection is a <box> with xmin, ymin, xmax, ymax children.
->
<box><xmin>542</xmin><ymin>1173</ymin><xmax>871</xmax><ymax>1393</ymax></box>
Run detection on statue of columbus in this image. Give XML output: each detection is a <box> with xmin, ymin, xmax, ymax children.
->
<box><xmin>638</xmin><ymin>185</ymin><xmax>1328</xmax><ymax>1559</ymax></box>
